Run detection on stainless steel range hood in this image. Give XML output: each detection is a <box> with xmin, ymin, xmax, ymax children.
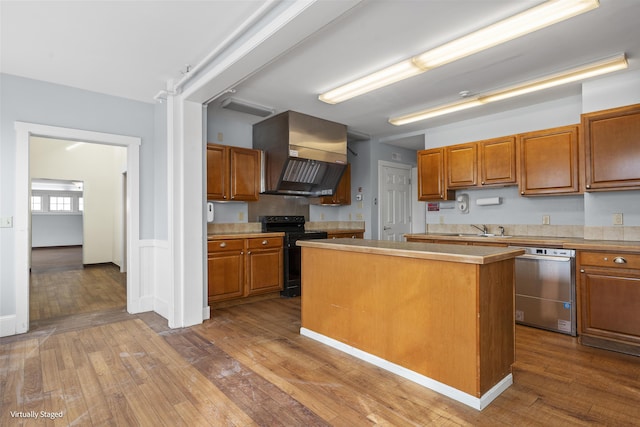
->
<box><xmin>253</xmin><ymin>110</ymin><xmax>347</xmax><ymax>196</ymax></box>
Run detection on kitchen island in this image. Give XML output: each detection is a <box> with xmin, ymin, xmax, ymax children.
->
<box><xmin>297</xmin><ymin>239</ymin><xmax>524</xmax><ymax>410</ymax></box>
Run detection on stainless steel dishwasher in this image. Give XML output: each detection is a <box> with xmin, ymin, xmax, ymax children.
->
<box><xmin>510</xmin><ymin>246</ymin><xmax>576</xmax><ymax>336</ymax></box>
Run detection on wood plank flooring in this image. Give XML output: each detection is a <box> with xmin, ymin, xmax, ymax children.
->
<box><xmin>3</xmin><ymin>261</ymin><xmax>640</xmax><ymax>426</ymax></box>
<box><xmin>29</xmin><ymin>248</ymin><xmax>126</xmax><ymax>322</ymax></box>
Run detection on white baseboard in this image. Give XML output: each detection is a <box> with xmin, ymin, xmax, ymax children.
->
<box><xmin>300</xmin><ymin>327</ymin><xmax>512</xmax><ymax>411</ymax></box>
<box><xmin>203</xmin><ymin>306</ymin><xmax>211</xmax><ymax>320</ymax></box>
<box><xmin>0</xmin><ymin>315</ymin><xmax>17</xmax><ymax>338</ymax></box>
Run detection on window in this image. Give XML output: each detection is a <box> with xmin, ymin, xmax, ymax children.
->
<box><xmin>31</xmin><ymin>196</ymin><xmax>42</xmax><ymax>211</ymax></box>
<box><xmin>78</xmin><ymin>197</ymin><xmax>84</xmax><ymax>212</ymax></box>
<box><xmin>49</xmin><ymin>196</ymin><xmax>72</xmax><ymax>211</ymax></box>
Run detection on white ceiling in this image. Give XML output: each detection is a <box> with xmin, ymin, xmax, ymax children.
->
<box><xmin>3</xmin><ymin>1</ymin><xmax>640</xmax><ymax>150</ymax></box>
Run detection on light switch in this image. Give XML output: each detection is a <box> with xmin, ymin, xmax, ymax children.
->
<box><xmin>0</xmin><ymin>216</ymin><xmax>13</xmax><ymax>228</ymax></box>
<box><xmin>542</xmin><ymin>215</ymin><xmax>550</xmax><ymax>225</ymax></box>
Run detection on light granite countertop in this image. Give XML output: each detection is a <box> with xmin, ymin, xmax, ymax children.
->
<box><xmin>297</xmin><ymin>238</ymin><xmax>524</xmax><ymax>265</ymax></box>
<box><xmin>404</xmin><ymin>233</ymin><xmax>640</xmax><ymax>252</ymax></box>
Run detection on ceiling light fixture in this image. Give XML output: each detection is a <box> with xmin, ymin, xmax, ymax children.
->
<box><xmin>388</xmin><ymin>54</ymin><xmax>627</xmax><ymax>126</ymax></box>
<box><xmin>318</xmin><ymin>0</ymin><xmax>599</xmax><ymax>104</ymax></box>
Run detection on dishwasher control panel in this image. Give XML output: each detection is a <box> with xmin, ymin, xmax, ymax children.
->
<box><xmin>511</xmin><ymin>246</ymin><xmax>575</xmax><ymax>257</ymax></box>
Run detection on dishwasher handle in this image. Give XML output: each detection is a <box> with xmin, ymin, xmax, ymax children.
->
<box><xmin>517</xmin><ymin>254</ymin><xmax>572</xmax><ymax>262</ymax></box>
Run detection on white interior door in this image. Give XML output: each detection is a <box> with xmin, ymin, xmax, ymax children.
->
<box><xmin>378</xmin><ymin>161</ymin><xmax>412</xmax><ymax>241</ymax></box>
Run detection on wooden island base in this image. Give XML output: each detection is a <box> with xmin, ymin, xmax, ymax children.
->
<box><xmin>298</xmin><ymin>239</ymin><xmax>522</xmax><ymax>410</ymax></box>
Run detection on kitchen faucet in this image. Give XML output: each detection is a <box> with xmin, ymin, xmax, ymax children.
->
<box><xmin>471</xmin><ymin>224</ymin><xmax>488</xmax><ymax>234</ymax></box>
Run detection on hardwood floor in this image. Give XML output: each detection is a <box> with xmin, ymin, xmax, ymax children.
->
<box><xmin>29</xmin><ymin>248</ymin><xmax>126</xmax><ymax>322</ymax></box>
<box><xmin>3</xmin><ymin>278</ymin><xmax>640</xmax><ymax>425</ymax></box>
<box><xmin>31</xmin><ymin>246</ymin><xmax>83</xmax><ymax>273</ymax></box>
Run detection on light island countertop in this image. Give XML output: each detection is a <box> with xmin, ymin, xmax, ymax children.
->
<box><xmin>404</xmin><ymin>233</ymin><xmax>640</xmax><ymax>252</ymax></box>
<box><xmin>297</xmin><ymin>238</ymin><xmax>524</xmax><ymax>264</ymax></box>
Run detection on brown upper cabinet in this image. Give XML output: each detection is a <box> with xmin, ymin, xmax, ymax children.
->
<box><xmin>518</xmin><ymin>125</ymin><xmax>580</xmax><ymax>196</ymax></box>
<box><xmin>446</xmin><ymin>136</ymin><xmax>518</xmax><ymax>189</ymax></box>
<box><xmin>320</xmin><ymin>163</ymin><xmax>351</xmax><ymax>205</ymax></box>
<box><xmin>446</xmin><ymin>143</ymin><xmax>477</xmax><ymax>189</ymax></box>
<box><xmin>417</xmin><ymin>148</ymin><xmax>454</xmax><ymax>201</ymax></box>
<box><xmin>478</xmin><ymin>136</ymin><xmax>518</xmax><ymax>186</ymax></box>
<box><xmin>206</xmin><ymin>143</ymin><xmax>261</xmax><ymax>201</ymax></box>
<box><xmin>582</xmin><ymin>103</ymin><xmax>640</xmax><ymax>192</ymax></box>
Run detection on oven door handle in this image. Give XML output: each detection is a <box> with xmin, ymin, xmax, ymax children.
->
<box><xmin>517</xmin><ymin>254</ymin><xmax>572</xmax><ymax>262</ymax></box>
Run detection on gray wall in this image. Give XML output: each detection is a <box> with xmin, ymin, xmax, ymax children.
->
<box><xmin>0</xmin><ymin>73</ymin><xmax>159</xmax><ymax>317</ymax></box>
<box><xmin>32</xmin><ymin>215</ymin><xmax>83</xmax><ymax>247</ymax></box>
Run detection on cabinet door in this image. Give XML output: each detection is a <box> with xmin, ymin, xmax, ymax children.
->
<box><xmin>582</xmin><ymin>103</ymin><xmax>640</xmax><ymax>191</ymax></box>
<box><xmin>417</xmin><ymin>148</ymin><xmax>453</xmax><ymax>201</ymax></box>
<box><xmin>321</xmin><ymin>163</ymin><xmax>351</xmax><ymax>205</ymax></box>
<box><xmin>580</xmin><ymin>267</ymin><xmax>640</xmax><ymax>343</ymax></box>
<box><xmin>246</xmin><ymin>237</ymin><xmax>283</xmax><ymax>296</ymax></box>
<box><xmin>479</xmin><ymin>136</ymin><xmax>517</xmax><ymax>186</ymax></box>
<box><xmin>518</xmin><ymin>125</ymin><xmax>580</xmax><ymax>196</ymax></box>
<box><xmin>229</xmin><ymin>147</ymin><xmax>260</xmax><ymax>201</ymax></box>
<box><xmin>206</xmin><ymin>144</ymin><xmax>229</xmax><ymax>200</ymax></box>
<box><xmin>446</xmin><ymin>143</ymin><xmax>477</xmax><ymax>189</ymax></box>
<box><xmin>207</xmin><ymin>240</ymin><xmax>244</xmax><ymax>303</ymax></box>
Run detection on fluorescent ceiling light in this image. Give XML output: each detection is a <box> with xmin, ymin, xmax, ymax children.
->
<box><xmin>319</xmin><ymin>60</ymin><xmax>423</xmax><ymax>104</ymax></box>
<box><xmin>319</xmin><ymin>0</ymin><xmax>599</xmax><ymax>104</ymax></box>
<box><xmin>389</xmin><ymin>54</ymin><xmax>627</xmax><ymax>126</ymax></box>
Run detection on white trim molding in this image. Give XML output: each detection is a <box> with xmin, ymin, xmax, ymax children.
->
<box><xmin>12</xmin><ymin>122</ymin><xmax>142</xmax><ymax>336</ymax></box>
<box><xmin>300</xmin><ymin>327</ymin><xmax>513</xmax><ymax>411</ymax></box>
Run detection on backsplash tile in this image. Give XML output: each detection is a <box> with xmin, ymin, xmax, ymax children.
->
<box><xmin>207</xmin><ymin>222</ymin><xmax>262</xmax><ymax>234</ymax></box>
<box><xmin>425</xmin><ymin>224</ymin><xmax>599</xmax><ymax>239</ymax></box>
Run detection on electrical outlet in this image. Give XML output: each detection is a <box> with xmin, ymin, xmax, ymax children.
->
<box><xmin>439</xmin><ymin>215</ymin><xmax>444</xmax><ymax>225</ymax></box>
<box><xmin>542</xmin><ymin>215</ymin><xmax>550</xmax><ymax>225</ymax></box>
<box><xmin>613</xmin><ymin>213</ymin><xmax>623</xmax><ymax>225</ymax></box>
<box><xmin>238</xmin><ymin>211</ymin><xmax>244</xmax><ymax>221</ymax></box>
<box><xmin>356</xmin><ymin>213</ymin><xmax>363</xmax><ymax>220</ymax></box>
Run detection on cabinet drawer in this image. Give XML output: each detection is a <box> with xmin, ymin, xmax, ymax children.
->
<box><xmin>580</xmin><ymin>251</ymin><xmax>640</xmax><ymax>270</ymax></box>
<box><xmin>208</xmin><ymin>239</ymin><xmax>244</xmax><ymax>252</ymax></box>
<box><xmin>328</xmin><ymin>232</ymin><xmax>363</xmax><ymax>239</ymax></box>
<box><xmin>247</xmin><ymin>237</ymin><xmax>282</xmax><ymax>250</ymax></box>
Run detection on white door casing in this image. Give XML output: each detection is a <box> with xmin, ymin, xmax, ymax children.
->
<box><xmin>378</xmin><ymin>161</ymin><xmax>412</xmax><ymax>241</ymax></box>
<box><xmin>14</xmin><ymin>122</ymin><xmax>141</xmax><ymax>335</ymax></box>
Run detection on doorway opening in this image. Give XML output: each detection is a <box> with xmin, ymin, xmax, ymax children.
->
<box><xmin>28</xmin><ymin>138</ymin><xmax>127</xmax><ymax>324</ymax></box>
<box><xmin>13</xmin><ymin>122</ymin><xmax>141</xmax><ymax>336</ymax></box>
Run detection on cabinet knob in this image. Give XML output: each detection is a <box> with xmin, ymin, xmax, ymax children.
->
<box><xmin>219</xmin><ymin>242</ymin><xmax>227</xmax><ymax>248</ymax></box>
<box><xmin>580</xmin><ymin>269</ymin><xmax>585</xmax><ymax>273</ymax></box>
<box><xmin>586</xmin><ymin>184</ymin><xmax>591</xmax><ymax>189</ymax></box>
<box><xmin>247</xmin><ymin>251</ymin><xmax>250</xmax><ymax>254</ymax></box>
<box><xmin>262</xmin><ymin>240</ymin><xmax>268</xmax><ymax>245</ymax></box>
<box><xmin>521</xmin><ymin>191</ymin><xmax>525</xmax><ymax>195</ymax></box>
<box><xmin>481</xmin><ymin>181</ymin><xmax>485</xmax><ymax>185</ymax></box>
<box><xmin>613</xmin><ymin>257</ymin><xmax>627</xmax><ymax>264</ymax></box>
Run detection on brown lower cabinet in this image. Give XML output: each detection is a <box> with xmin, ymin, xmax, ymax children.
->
<box><xmin>327</xmin><ymin>231</ymin><xmax>364</xmax><ymax>239</ymax></box>
<box><xmin>578</xmin><ymin>250</ymin><xmax>640</xmax><ymax>356</ymax></box>
<box><xmin>208</xmin><ymin>236</ymin><xmax>283</xmax><ymax>304</ymax></box>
